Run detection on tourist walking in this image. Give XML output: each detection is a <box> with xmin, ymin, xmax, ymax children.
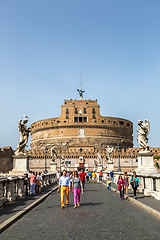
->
<box><xmin>96</xmin><ymin>171</ymin><xmax>100</xmax><ymax>183</ymax></box>
<box><xmin>88</xmin><ymin>171</ymin><xmax>92</xmax><ymax>182</ymax></box>
<box><xmin>130</xmin><ymin>171</ymin><xmax>141</xmax><ymax>199</ymax></box>
<box><xmin>79</xmin><ymin>169</ymin><xmax>86</xmax><ymax>190</ymax></box>
<box><xmin>57</xmin><ymin>170</ymin><xmax>71</xmax><ymax>208</ymax></box>
<box><xmin>123</xmin><ymin>172</ymin><xmax>129</xmax><ymax>195</ymax></box>
<box><xmin>99</xmin><ymin>170</ymin><xmax>103</xmax><ymax>183</ymax></box>
<box><xmin>36</xmin><ymin>172</ymin><xmax>42</xmax><ymax>194</ymax></box>
<box><xmin>72</xmin><ymin>171</ymin><xmax>83</xmax><ymax>208</ymax></box>
<box><xmin>56</xmin><ymin>170</ymin><xmax>61</xmax><ymax>184</ymax></box>
<box><xmin>92</xmin><ymin>171</ymin><xmax>96</xmax><ymax>183</ymax></box>
<box><xmin>30</xmin><ymin>171</ymin><xmax>36</xmax><ymax>194</ymax></box>
<box><xmin>110</xmin><ymin>170</ymin><xmax>114</xmax><ymax>183</ymax></box>
<box><xmin>106</xmin><ymin>173</ymin><xmax>112</xmax><ymax>192</ymax></box>
<box><xmin>86</xmin><ymin>172</ymin><xmax>89</xmax><ymax>182</ymax></box>
<box><xmin>24</xmin><ymin>173</ymin><xmax>29</xmax><ymax>195</ymax></box>
<box><xmin>117</xmin><ymin>175</ymin><xmax>125</xmax><ymax>199</ymax></box>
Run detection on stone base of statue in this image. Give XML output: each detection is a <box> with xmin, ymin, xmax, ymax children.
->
<box><xmin>50</xmin><ymin>162</ymin><xmax>57</xmax><ymax>173</ymax></box>
<box><xmin>9</xmin><ymin>154</ymin><xmax>29</xmax><ymax>175</ymax></box>
<box><xmin>136</xmin><ymin>151</ymin><xmax>158</xmax><ymax>174</ymax></box>
<box><xmin>107</xmin><ymin>161</ymin><xmax>114</xmax><ymax>171</ymax></box>
<box><xmin>61</xmin><ymin>166</ymin><xmax>65</xmax><ymax>171</ymax></box>
<box><xmin>97</xmin><ymin>164</ymin><xmax>103</xmax><ymax>171</ymax></box>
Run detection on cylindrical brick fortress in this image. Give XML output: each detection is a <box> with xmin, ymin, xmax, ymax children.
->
<box><xmin>30</xmin><ymin>99</ymin><xmax>133</xmax><ymax>151</ymax></box>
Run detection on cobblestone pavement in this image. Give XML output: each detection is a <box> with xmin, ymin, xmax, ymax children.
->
<box><xmin>1</xmin><ymin>182</ymin><xmax>160</xmax><ymax>240</ymax></box>
<box><xmin>110</xmin><ymin>182</ymin><xmax>160</xmax><ymax>212</ymax></box>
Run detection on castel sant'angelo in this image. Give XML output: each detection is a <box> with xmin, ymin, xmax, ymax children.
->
<box><xmin>28</xmin><ymin>87</ymin><xmax>145</xmax><ymax>172</ymax></box>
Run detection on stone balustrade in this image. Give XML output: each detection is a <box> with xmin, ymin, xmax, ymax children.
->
<box><xmin>103</xmin><ymin>171</ymin><xmax>160</xmax><ymax>200</ymax></box>
<box><xmin>0</xmin><ymin>173</ymin><xmax>56</xmax><ymax>207</ymax></box>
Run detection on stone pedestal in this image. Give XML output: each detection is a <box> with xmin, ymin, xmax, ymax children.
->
<box><xmin>106</xmin><ymin>161</ymin><xmax>114</xmax><ymax>171</ymax></box>
<box><xmin>97</xmin><ymin>165</ymin><xmax>103</xmax><ymax>171</ymax></box>
<box><xmin>50</xmin><ymin>162</ymin><xmax>57</xmax><ymax>173</ymax></box>
<box><xmin>136</xmin><ymin>151</ymin><xmax>158</xmax><ymax>174</ymax></box>
<box><xmin>61</xmin><ymin>166</ymin><xmax>65</xmax><ymax>171</ymax></box>
<box><xmin>9</xmin><ymin>154</ymin><xmax>29</xmax><ymax>175</ymax></box>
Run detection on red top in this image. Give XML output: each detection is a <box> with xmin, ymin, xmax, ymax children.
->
<box><xmin>30</xmin><ymin>174</ymin><xmax>36</xmax><ymax>183</ymax></box>
<box><xmin>99</xmin><ymin>171</ymin><xmax>102</xmax><ymax>176</ymax></box>
<box><xmin>79</xmin><ymin>172</ymin><xmax>86</xmax><ymax>181</ymax></box>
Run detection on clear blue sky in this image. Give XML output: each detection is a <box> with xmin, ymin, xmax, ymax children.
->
<box><xmin>0</xmin><ymin>0</ymin><xmax>160</xmax><ymax>150</ymax></box>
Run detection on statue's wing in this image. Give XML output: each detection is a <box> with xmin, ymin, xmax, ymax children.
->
<box><xmin>145</xmin><ymin>119</ymin><xmax>150</xmax><ymax>134</ymax></box>
<box><xmin>77</xmin><ymin>89</ymin><xmax>79</xmax><ymax>92</ymax></box>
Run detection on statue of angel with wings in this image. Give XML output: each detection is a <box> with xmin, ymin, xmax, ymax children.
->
<box><xmin>15</xmin><ymin>115</ymin><xmax>31</xmax><ymax>155</ymax></box>
<box><xmin>136</xmin><ymin>119</ymin><xmax>150</xmax><ymax>152</ymax></box>
<box><xmin>77</xmin><ymin>89</ymin><xmax>85</xmax><ymax>99</ymax></box>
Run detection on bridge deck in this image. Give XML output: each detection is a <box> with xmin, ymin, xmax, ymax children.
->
<box><xmin>1</xmin><ymin>182</ymin><xmax>160</xmax><ymax>239</ymax></box>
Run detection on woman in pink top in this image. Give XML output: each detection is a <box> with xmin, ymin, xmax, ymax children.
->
<box><xmin>30</xmin><ymin>171</ymin><xmax>36</xmax><ymax>194</ymax></box>
<box><xmin>117</xmin><ymin>175</ymin><xmax>125</xmax><ymax>200</ymax></box>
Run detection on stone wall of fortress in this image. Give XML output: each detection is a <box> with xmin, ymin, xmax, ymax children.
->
<box><xmin>28</xmin><ymin>147</ymin><xmax>160</xmax><ymax>173</ymax></box>
<box><xmin>31</xmin><ymin>99</ymin><xmax>133</xmax><ymax>151</ymax></box>
<box><xmin>0</xmin><ymin>147</ymin><xmax>13</xmax><ymax>173</ymax></box>
<box><xmin>27</xmin><ymin>99</ymin><xmax>160</xmax><ymax>172</ymax></box>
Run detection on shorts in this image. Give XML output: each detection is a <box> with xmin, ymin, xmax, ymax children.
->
<box><xmin>92</xmin><ymin>177</ymin><xmax>96</xmax><ymax>180</ymax></box>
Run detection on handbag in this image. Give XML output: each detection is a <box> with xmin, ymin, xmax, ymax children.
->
<box><xmin>118</xmin><ymin>184</ymin><xmax>122</xmax><ymax>190</ymax></box>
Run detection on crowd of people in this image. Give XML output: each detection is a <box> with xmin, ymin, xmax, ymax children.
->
<box><xmin>24</xmin><ymin>168</ymin><xmax>141</xmax><ymax>208</ymax></box>
<box><xmin>57</xmin><ymin>169</ymin><xmax>104</xmax><ymax>209</ymax></box>
<box><xmin>117</xmin><ymin>171</ymin><xmax>141</xmax><ymax>199</ymax></box>
<box><xmin>57</xmin><ymin>169</ymin><xmax>141</xmax><ymax>208</ymax></box>
<box><xmin>24</xmin><ymin>171</ymin><xmax>43</xmax><ymax>195</ymax></box>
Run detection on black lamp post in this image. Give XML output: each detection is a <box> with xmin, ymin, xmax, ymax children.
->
<box><xmin>44</xmin><ymin>146</ymin><xmax>48</xmax><ymax>174</ymax></box>
<box><xmin>117</xmin><ymin>145</ymin><xmax>122</xmax><ymax>172</ymax></box>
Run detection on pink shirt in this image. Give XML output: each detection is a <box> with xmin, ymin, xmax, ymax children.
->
<box><xmin>30</xmin><ymin>174</ymin><xmax>36</xmax><ymax>183</ymax></box>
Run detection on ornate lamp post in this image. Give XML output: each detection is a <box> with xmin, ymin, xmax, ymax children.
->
<box><xmin>44</xmin><ymin>146</ymin><xmax>48</xmax><ymax>174</ymax></box>
<box><xmin>117</xmin><ymin>145</ymin><xmax>122</xmax><ymax>172</ymax></box>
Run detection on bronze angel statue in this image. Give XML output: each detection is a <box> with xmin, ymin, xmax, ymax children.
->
<box><xmin>77</xmin><ymin>89</ymin><xmax>85</xmax><ymax>99</ymax></box>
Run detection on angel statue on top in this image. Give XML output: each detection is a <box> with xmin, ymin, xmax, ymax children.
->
<box><xmin>136</xmin><ymin>119</ymin><xmax>150</xmax><ymax>152</ymax></box>
<box><xmin>15</xmin><ymin>115</ymin><xmax>31</xmax><ymax>155</ymax></box>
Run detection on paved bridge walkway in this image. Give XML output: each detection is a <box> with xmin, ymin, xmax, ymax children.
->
<box><xmin>1</xmin><ymin>182</ymin><xmax>160</xmax><ymax>240</ymax></box>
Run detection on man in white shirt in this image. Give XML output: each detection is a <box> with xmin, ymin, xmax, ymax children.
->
<box><xmin>56</xmin><ymin>170</ymin><xmax>61</xmax><ymax>184</ymax></box>
<box><xmin>57</xmin><ymin>170</ymin><xmax>71</xmax><ymax>208</ymax></box>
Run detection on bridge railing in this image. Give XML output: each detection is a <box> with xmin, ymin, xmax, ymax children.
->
<box><xmin>103</xmin><ymin>171</ymin><xmax>160</xmax><ymax>200</ymax></box>
<box><xmin>0</xmin><ymin>173</ymin><xmax>56</xmax><ymax>207</ymax></box>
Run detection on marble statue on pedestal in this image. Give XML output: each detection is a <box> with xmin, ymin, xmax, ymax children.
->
<box><xmin>15</xmin><ymin>115</ymin><xmax>31</xmax><ymax>155</ymax></box>
<box><xmin>51</xmin><ymin>147</ymin><xmax>57</xmax><ymax>163</ymax></box>
<box><xmin>136</xmin><ymin>119</ymin><xmax>157</xmax><ymax>174</ymax></box>
<box><xmin>97</xmin><ymin>152</ymin><xmax>101</xmax><ymax>165</ymax></box>
<box><xmin>61</xmin><ymin>155</ymin><xmax>65</xmax><ymax>167</ymax></box>
<box><xmin>136</xmin><ymin>119</ymin><xmax>150</xmax><ymax>152</ymax></box>
<box><xmin>106</xmin><ymin>145</ymin><xmax>113</xmax><ymax>162</ymax></box>
<box><xmin>106</xmin><ymin>145</ymin><xmax>114</xmax><ymax>171</ymax></box>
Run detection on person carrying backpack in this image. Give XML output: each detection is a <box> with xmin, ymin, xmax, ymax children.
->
<box><xmin>130</xmin><ymin>171</ymin><xmax>140</xmax><ymax>199</ymax></box>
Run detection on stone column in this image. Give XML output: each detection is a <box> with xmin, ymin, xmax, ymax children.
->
<box><xmin>16</xmin><ymin>176</ymin><xmax>25</xmax><ymax>197</ymax></box>
<box><xmin>10</xmin><ymin>154</ymin><xmax>29</xmax><ymax>175</ymax></box>
<box><xmin>136</xmin><ymin>151</ymin><xmax>158</xmax><ymax>174</ymax></box>
<box><xmin>50</xmin><ymin>162</ymin><xmax>57</xmax><ymax>173</ymax></box>
<box><xmin>7</xmin><ymin>177</ymin><xmax>18</xmax><ymax>201</ymax></box>
<box><xmin>106</xmin><ymin>161</ymin><xmax>114</xmax><ymax>171</ymax></box>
